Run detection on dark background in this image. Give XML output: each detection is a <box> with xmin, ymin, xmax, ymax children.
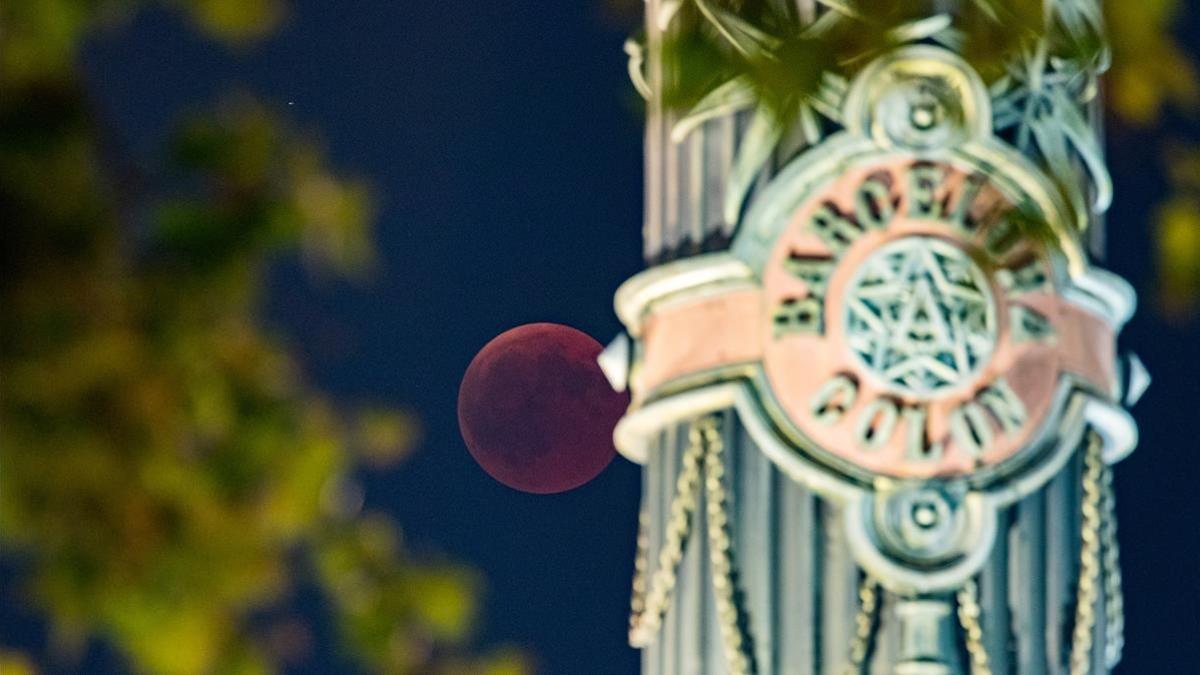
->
<box><xmin>76</xmin><ymin>2</ymin><xmax>1198</xmax><ymax>672</ymax></box>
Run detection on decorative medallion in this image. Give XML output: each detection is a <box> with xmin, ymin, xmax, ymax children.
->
<box><xmin>605</xmin><ymin>46</ymin><xmax>1139</xmax><ymax>592</ymax></box>
<box><xmin>841</xmin><ymin>236</ymin><xmax>996</xmax><ymax>396</ymax></box>
<box><xmin>756</xmin><ymin>155</ymin><xmax>1088</xmax><ymax>480</ymax></box>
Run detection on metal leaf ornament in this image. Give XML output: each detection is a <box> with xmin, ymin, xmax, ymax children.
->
<box><xmin>638</xmin><ymin>0</ymin><xmax>1118</xmax><ymax>242</ymax></box>
<box><xmin>990</xmin><ymin>3</ymin><xmax>1112</xmax><ymax>229</ymax></box>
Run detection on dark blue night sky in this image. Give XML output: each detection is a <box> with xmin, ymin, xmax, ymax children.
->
<box><xmin>75</xmin><ymin>2</ymin><xmax>1198</xmax><ymax>672</ymax></box>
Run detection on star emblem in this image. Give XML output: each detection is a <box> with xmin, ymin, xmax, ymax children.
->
<box><xmin>844</xmin><ymin>237</ymin><xmax>996</xmax><ymax>395</ymax></box>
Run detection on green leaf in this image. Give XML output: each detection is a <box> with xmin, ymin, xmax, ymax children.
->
<box><xmin>672</xmin><ymin>76</ymin><xmax>756</xmax><ymax>142</ymax></box>
<box><xmin>724</xmin><ymin>106</ymin><xmax>783</xmax><ymax>225</ymax></box>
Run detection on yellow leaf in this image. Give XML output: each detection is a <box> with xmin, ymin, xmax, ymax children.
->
<box><xmin>186</xmin><ymin>0</ymin><xmax>284</xmax><ymax>44</ymax></box>
<box><xmin>0</xmin><ymin>651</ymin><xmax>39</xmax><ymax>675</ymax></box>
<box><xmin>1155</xmin><ymin>197</ymin><xmax>1200</xmax><ymax>315</ymax></box>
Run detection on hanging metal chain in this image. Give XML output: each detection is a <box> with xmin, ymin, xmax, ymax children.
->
<box><xmin>955</xmin><ymin>430</ymin><xmax>1120</xmax><ymax>675</ymax></box>
<box><xmin>700</xmin><ymin>416</ymin><xmax>755</xmax><ymax>675</ymax></box>
<box><xmin>628</xmin><ymin>415</ymin><xmax>755</xmax><ymax>674</ymax></box>
<box><xmin>1069</xmin><ymin>430</ymin><xmax>1104</xmax><ymax>675</ymax></box>
<box><xmin>629</xmin><ymin>421</ymin><xmax>1126</xmax><ymax>675</ymax></box>
<box><xmin>843</xmin><ymin>574</ymin><xmax>881</xmax><ymax>675</ymax></box>
<box><xmin>1100</xmin><ymin>464</ymin><xmax>1125</xmax><ymax>669</ymax></box>
<box><xmin>628</xmin><ymin>424</ymin><xmax>704</xmax><ymax>647</ymax></box>
<box><xmin>956</xmin><ymin>579</ymin><xmax>994</xmax><ymax>675</ymax></box>
<box><xmin>629</xmin><ymin>508</ymin><xmax>651</xmax><ymax>634</ymax></box>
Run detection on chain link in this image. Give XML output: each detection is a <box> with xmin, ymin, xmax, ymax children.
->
<box><xmin>957</xmin><ymin>429</ymin><xmax>1122</xmax><ymax>675</ymax></box>
<box><xmin>628</xmin><ymin>425</ymin><xmax>703</xmax><ymax>647</ymax></box>
<box><xmin>629</xmin><ymin>509</ymin><xmax>650</xmax><ymax>628</ymax></box>
<box><xmin>627</xmin><ymin>416</ymin><xmax>755</xmax><ymax>674</ymax></box>
<box><xmin>631</xmin><ymin>425</ymin><xmax>1124</xmax><ymax>674</ymax></box>
<box><xmin>957</xmin><ymin>579</ymin><xmax>994</xmax><ymax>675</ymax></box>
<box><xmin>843</xmin><ymin>574</ymin><xmax>880</xmax><ymax>674</ymax></box>
<box><xmin>1069</xmin><ymin>430</ymin><xmax>1104</xmax><ymax>675</ymax></box>
<box><xmin>1100</xmin><ymin>463</ymin><xmax>1125</xmax><ymax>669</ymax></box>
<box><xmin>700</xmin><ymin>417</ymin><xmax>754</xmax><ymax>675</ymax></box>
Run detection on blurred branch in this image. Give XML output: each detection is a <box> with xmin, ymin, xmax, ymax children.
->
<box><xmin>0</xmin><ymin>2</ymin><xmax>520</xmax><ymax>673</ymax></box>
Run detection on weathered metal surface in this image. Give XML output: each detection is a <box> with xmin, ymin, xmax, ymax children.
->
<box><xmin>624</xmin><ymin>2</ymin><xmax>1133</xmax><ymax>673</ymax></box>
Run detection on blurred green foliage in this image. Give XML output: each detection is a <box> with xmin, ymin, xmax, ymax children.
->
<box><xmin>1105</xmin><ymin>0</ymin><xmax>1198</xmax><ymax>125</ymax></box>
<box><xmin>0</xmin><ymin>2</ymin><xmax>526</xmax><ymax>674</ymax></box>
<box><xmin>655</xmin><ymin>0</ymin><xmax>1100</xmax><ymax>123</ymax></box>
<box><xmin>1155</xmin><ymin>146</ymin><xmax>1200</xmax><ymax>317</ymax></box>
<box><xmin>1102</xmin><ymin>0</ymin><xmax>1200</xmax><ymax>318</ymax></box>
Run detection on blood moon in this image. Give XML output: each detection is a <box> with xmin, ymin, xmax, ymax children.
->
<box><xmin>457</xmin><ymin>323</ymin><xmax>629</xmax><ymax>494</ymax></box>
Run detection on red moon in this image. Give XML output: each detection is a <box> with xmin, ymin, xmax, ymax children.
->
<box><xmin>457</xmin><ymin>323</ymin><xmax>629</xmax><ymax>494</ymax></box>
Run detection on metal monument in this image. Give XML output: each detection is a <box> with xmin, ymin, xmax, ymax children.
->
<box><xmin>602</xmin><ymin>2</ymin><xmax>1147</xmax><ymax>673</ymax></box>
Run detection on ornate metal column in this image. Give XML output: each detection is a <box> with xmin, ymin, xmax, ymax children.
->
<box><xmin>605</xmin><ymin>2</ymin><xmax>1146</xmax><ymax>673</ymax></box>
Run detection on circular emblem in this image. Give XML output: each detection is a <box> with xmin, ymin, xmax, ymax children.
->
<box><xmin>843</xmin><ymin>236</ymin><xmax>997</xmax><ymax>397</ymax></box>
<box><xmin>759</xmin><ymin>157</ymin><xmax>1075</xmax><ymax>480</ymax></box>
<box><xmin>612</xmin><ymin>44</ymin><xmax>1134</xmax><ymax>591</ymax></box>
